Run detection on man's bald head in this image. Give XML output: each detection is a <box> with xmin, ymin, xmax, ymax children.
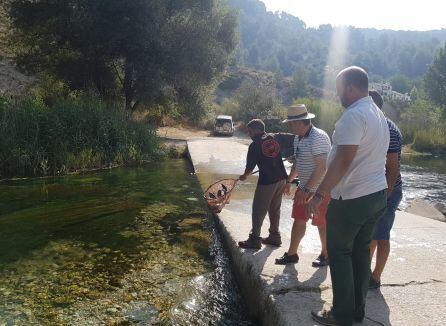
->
<box><xmin>336</xmin><ymin>66</ymin><xmax>369</xmax><ymax>91</ymax></box>
<box><xmin>335</xmin><ymin>66</ymin><xmax>369</xmax><ymax>108</ymax></box>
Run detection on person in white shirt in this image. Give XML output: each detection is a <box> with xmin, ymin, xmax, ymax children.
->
<box><xmin>307</xmin><ymin>66</ymin><xmax>389</xmax><ymax>326</ymax></box>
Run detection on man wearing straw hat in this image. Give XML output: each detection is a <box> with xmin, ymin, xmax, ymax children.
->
<box><xmin>275</xmin><ymin>104</ymin><xmax>332</xmax><ymax>267</ymax></box>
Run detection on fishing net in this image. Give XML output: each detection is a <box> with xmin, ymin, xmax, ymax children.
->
<box><xmin>203</xmin><ymin>178</ymin><xmax>238</xmax><ymax>213</ymax></box>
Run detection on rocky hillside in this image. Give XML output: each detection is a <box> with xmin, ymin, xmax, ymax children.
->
<box><xmin>0</xmin><ymin>3</ymin><xmax>34</xmax><ymax>96</ymax></box>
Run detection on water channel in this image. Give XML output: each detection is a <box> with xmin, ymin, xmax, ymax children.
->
<box><xmin>0</xmin><ymin>160</ymin><xmax>253</xmax><ymax>325</ymax></box>
<box><xmin>0</xmin><ymin>153</ymin><xmax>444</xmax><ymax>325</ymax></box>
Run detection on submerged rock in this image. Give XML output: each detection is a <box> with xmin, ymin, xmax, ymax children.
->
<box><xmin>434</xmin><ymin>202</ymin><xmax>446</xmax><ymax>216</ymax></box>
<box><xmin>406</xmin><ymin>199</ymin><xmax>446</xmax><ymax>222</ymax></box>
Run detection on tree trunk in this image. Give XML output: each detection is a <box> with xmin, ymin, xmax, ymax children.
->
<box><xmin>123</xmin><ymin>61</ymin><xmax>134</xmax><ymax>111</ymax></box>
<box><xmin>131</xmin><ymin>100</ymin><xmax>140</xmax><ymax>112</ymax></box>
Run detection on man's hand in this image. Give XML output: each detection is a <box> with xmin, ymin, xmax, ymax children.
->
<box><xmin>385</xmin><ymin>152</ymin><xmax>399</xmax><ymax>198</ymax></box>
<box><xmin>305</xmin><ymin>195</ymin><xmax>323</xmax><ymax>218</ymax></box>
<box><xmin>239</xmin><ymin>174</ymin><xmax>247</xmax><ymax>181</ymax></box>
<box><xmin>283</xmin><ymin>183</ymin><xmax>291</xmax><ymax>196</ymax></box>
<box><xmin>294</xmin><ymin>189</ymin><xmax>310</xmax><ymax>205</ymax></box>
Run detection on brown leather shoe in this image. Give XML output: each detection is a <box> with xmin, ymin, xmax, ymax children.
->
<box><xmin>261</xmin><ymin>235</ymin><xmax>282</xmax><ymax>247</ymax></box>
<box><xmin>238</xmin><ymin>235</ymin><xmax>261</xmax><ymax>250</ymax></box>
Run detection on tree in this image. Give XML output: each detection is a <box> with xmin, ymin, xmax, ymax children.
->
<box><xmin>409</xmin><ymin>86</ymin><xmax>419</xmax><ymax>101</ymax></box>
<box><xmin>234</xmin><ymin>81</ymin><xmax>279</xmax><ymax>122</ymax></box>
<box><xmin>230</xmin><ymin>0</ymin><xmax>446</xmax><ymax>80</ymax></box>
<box><xmin>9</xmin><ymin>0</ymin><xmax>238</xmax><ymax>114</ymax></box>
<box><xmin>424</xmin><ymin>43</ymin><xmax>446</xmax><ymax>110</ymax></box>
<box><xmin>289</xmin><ymin>65</ymin><xmax>309</xmax><ymax>100</ymax></box>
<box><xmin>390</xmin><ymin>75</ymin><xmax>412</xmax><ymax>94</ymax></box>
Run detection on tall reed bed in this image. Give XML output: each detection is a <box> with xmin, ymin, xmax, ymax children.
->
<box><xmin>0</xmin><ymin>95</ymin><xmax>160</xmax><ymax>178</ymax></box>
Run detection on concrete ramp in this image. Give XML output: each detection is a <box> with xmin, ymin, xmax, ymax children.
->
<box><xmin>187</xmin><ymin>138</ymin><xmax>446</xmax><ymax>326</ymax></box>
<box><xmin>188</xmin><ymin>138</ymin><xmax>247</xmax><ymax>175</ymax></box>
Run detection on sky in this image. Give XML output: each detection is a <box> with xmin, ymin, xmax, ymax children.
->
<box><xmin>260</xmin><ymin>0</ymin><xmax>446</xmax><ymax>31</ymax></box>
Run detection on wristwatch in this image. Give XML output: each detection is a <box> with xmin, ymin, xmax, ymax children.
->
<box><xmin>314</xmin><ymin>192</ymin><xmax>325</xmax><ymax>201</ymax></box>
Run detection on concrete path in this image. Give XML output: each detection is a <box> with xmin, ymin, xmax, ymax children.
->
<box><xmin>187</xmin><ymin>138</ymin><xmax>446</xmax><ymax>326</ymax></box>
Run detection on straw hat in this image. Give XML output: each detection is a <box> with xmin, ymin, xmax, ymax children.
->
<box><xmin>282</xmin><ymin>104</ymin><xmax>315</xmax><ymax>123</ymax></box>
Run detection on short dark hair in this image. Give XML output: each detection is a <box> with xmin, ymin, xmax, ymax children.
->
<box><xmin>337</xmin><ymin>66</ymin><xmax>369</xmax><ymax>92</ymax></box>
<box><xmin>247</xmin><ymin>119</ymin><xmax>265</xmax><ymax>132</ymax></box>
<box><xmin>369</xmin><ymin>90</ymin><xmax>384</xmax><ymax>109</ymax></box>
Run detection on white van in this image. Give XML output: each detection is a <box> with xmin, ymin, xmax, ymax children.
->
<box><xmin>213</xmin><ymin>115</ymin><xmax>234</xmax><ymax>136</ymax></box>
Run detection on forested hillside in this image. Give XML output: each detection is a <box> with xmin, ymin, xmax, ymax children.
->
<box><xmin>230</xmin><ymin>0</ymin><xmax>446</xmax><ymax>87</ymax></box>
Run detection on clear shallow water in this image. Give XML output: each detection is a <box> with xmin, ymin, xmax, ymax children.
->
<box><xmin>400</xmin><ymin>155</ymin><xmax>446</xmax><ymax>209</ymax></box>
<box><xmin>0</xmin><ymin>160</ymin><xmax>253</xmax><ymax>325</ymax></box>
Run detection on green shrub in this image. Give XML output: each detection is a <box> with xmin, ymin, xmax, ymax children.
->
<box><xmin>413</xmin><ymin>128</ymin><xmax>446</xmax><ymax>154</ymax></box>
<box><xmin>294</xmin><ymin>97</ymin><xmax>343</xmax><ymax>136</ymax></box>
<box><xmin>398</xmin><ymin>98</ymin><xmax>446</xmax><ymax>152</ymax></box>
<box><xmin>398</xmin><ymin>124</ymin><xmax>416</xmax><ymax>145</ymax></box>
<box><xmin>0</xmin><ymin>94</ymin><xmax>160</xmax><ymax>178</ymax></box>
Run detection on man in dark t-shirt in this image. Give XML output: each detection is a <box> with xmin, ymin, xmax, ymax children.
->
<box><xmin>238</xmin><ymin>119</ymin><xmax>292</xmax><ymax>250</ymax></box>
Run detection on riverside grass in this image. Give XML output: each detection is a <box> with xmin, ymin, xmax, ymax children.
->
<box><xmin>412</xmin><ymin>127</ymin><xmax>446</xmax><ymax>154</ymax></box>
<box><xmin>0</xmin><ymin>95</ymin><xmax>160</xmax><ymax>178</ymax></box>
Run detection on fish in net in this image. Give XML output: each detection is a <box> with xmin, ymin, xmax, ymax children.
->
<box><xmin>203</xmin><ymin>179</ymin><xmax>238</xmax><ymax>213</ymax></box>
<box><xmin>202</xmin><ymin>157</ymin><xmax>291</xmax><ymax>213</ymax></box>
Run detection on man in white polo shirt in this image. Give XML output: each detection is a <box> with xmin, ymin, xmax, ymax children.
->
<box><xmin>274</xmin><ymin>104</ymin><xmax>332</xmax><ymax>268</ymax></box>
<box><xmin>307</xmin><ymin>66</ymin><xmax>389</xmax><ymax>326</ymax></box>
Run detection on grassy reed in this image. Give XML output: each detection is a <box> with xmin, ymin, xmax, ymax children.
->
<box><xmin>0</xmin><ymin>95</ymin><xmax>160</xmax><ymax>178</ymax></box>
<box><xmin>412</xmin><ymin>127</ymin><xmax>446</xmax><ymax>154</ymax></box>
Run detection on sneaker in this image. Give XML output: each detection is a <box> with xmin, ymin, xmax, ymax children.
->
<box><xmin>275</xmin><ymin>252</ymin><xmax>299</xmax><ymax>265</ymax></box>
<box><xmin>261</xmin><ymin>235</ymin><xmax>282</xmax><ymax>247</ymax></box>
<box><xmin>238</xmin><ymin>235</ymin><xmax>261</xmax><ymax>250</ymax></box>
<box><xmin>311</xmin><ymin>309</ymin><xmax>340</xmax><ymax>326</ymax></box>
<box><xmin>312</xmin><ymin>254</ymin><xmax>329</xmax><ymax>267</ymax></box>
<box><xmin>369</xmin><ymin>277</ymin><xmax>381</xmax><ymax>289</ymax></box>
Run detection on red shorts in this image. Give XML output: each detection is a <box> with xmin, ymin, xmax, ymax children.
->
<box><xmin>291</xmin><ymin>189</ymin><xmax>330</xmax><ymax>226</ymax></box>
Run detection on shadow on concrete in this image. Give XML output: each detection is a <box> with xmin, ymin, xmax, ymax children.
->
<box><xmin>301</xmin><ymin>265</ymin><xmax>328</xmax><ymax>288</ymax></box>
<box><xmin>245</xmin><ymin>245</ymin><xmax>277</xmax><ymax>274</ymax></box>
<box><xmin>270</xmin><ymin>263</ymin><xmax>328</xmax><ymax>293</ymax></box>
<box><xmin>267</xmin><ymin>264</ymin><xmax>329</xmax><ymax>324</ymax></box>
<box><xmin>363</xmin><ymin>288</ymin><xmax>391</xmax><ymax>326</ymax></box>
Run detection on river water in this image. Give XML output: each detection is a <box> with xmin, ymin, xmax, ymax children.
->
<box><xmin>0</xmin><ymin>154</ymin><xmax>444</xmax><ymax>325</ymax></box>
<box><xmin>400</xmin><ymin>155</ymin><xmax>446</xmax><ymax>209</ymax></box>
<box><xmin>0</xmin><ymin>160</ymin><xmax>253</xmax><ymax>325</ymax></box>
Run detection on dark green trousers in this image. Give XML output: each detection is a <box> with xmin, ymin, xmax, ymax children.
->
<box><xmin>327</xmin><ymin>190</ymin><xmax>387</xmax><ymax>326</ymax></box>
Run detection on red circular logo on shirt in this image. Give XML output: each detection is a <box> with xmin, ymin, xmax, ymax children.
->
<box><xmin>262</xmin><ymin>139</ymin><xmax>280</xmax><ymax>158</ymax></box>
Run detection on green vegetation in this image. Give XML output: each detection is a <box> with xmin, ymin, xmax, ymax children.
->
<box><xmin>232</xmin><ymin>81</ymin><xmax>280</xmax><ymax>122</ymax></box>
<box><xmin>424</xmin><ymin>43</ymin><xmax>446</xmax><ymax>111</ymax></box>
<box><xmin>230</xmin><ymin>0</ymin><xmax>446</xmax><ymax>85</ymax></box>
<box><xmin>2</xmin><ymin>0</ymin><xmax>446</xmax><ymax>164</ymax></box>
<box><xmin>0</xmin><ymin>94</ymin><xmax>160</xmax><ymax>178</ymax></box>
<box><xmin>8</xmin><ymin>0</ymin><xmax>237</xmax><ymax>118</ymax></box>
<box><xmin>293</xmin><ymin>98</ymin><xmax>343</xmax><ymax>136</ymax></box>
<box><xmin>398</xmin><ymin>99</ymin><xmax>446</xmax><ymax>154</ymax></box>
<box><xmin>0</xmin><ymin>1</ymin><xmax>239</xmax><ymax>177</ymax></box>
